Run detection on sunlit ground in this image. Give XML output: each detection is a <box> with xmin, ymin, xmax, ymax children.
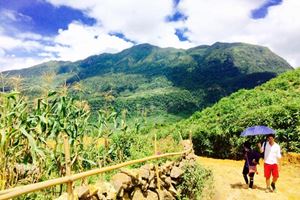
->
<box><xmin>198</xmin><ymin>153</ymin><xmax>300</xmax><ymax>200</ymax></box>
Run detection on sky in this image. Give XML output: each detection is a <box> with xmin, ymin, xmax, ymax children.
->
<box><xmin>0</xmin><ymin>0</ymin><xmax>299</xmax><ymax>72</ymax></box>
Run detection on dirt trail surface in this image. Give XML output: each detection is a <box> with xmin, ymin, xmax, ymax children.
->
<box><xmin>198</xmin><ymin>156</ymin><xmax>300</xmax><ymax>200</ymax></box>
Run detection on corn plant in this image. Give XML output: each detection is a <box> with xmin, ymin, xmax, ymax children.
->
<box><xmin>0</xmin><ymin>82</ymin><xmax>149</xmax><ymax>192</ymax></box>
<box><xmin>0</xmin><ymin>92</ymin><xmax>44</xmax><ymax>189</ymax></box>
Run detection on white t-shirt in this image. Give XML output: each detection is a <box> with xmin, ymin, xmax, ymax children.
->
<box><xmin>262</xmin><ymin>142</ymin><xmax>282</xmax><ymax>164</ymax></box>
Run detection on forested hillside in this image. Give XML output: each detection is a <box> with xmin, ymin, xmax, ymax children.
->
<box><xmin>169</xmin><ymin>68</ymin><xmax>300</xmax><ymax>158</ymax></box>
<box><xmin>2</xmin><ymin>42</ymin><xmax>292</xmax><ymax>122</ymax></box>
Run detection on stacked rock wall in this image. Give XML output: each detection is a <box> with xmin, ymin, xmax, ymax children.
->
<box><xmin>57</xmin><ymin>140</ymin><xmax>196</xmax><ymax>200</ymax></box>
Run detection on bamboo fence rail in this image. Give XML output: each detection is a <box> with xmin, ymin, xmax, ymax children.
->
<box><xmin>0</xmin><ymin>143</ymin><xmax>191</xmax><ymax>200</ymax></box>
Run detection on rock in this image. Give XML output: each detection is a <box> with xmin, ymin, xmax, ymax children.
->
<box><xmin>156</xmin><ymin>189</ymin><xmax>175</xmax><ymax>200</ymax></box>
<box><xmin>149</xmin><ymin>179</ymin><xmax>156</xmax><ymax>189</ymax></box>
<box><xmin>69</xmin><ymin>151</ymin><xmax>196</xmax><ymax>200</ymax></box>
<box><xmin>168</xmin><ymin>184</ymin><xmax>179</xmax><ymax>197</ymax></box>
<box><xmin>118</xmin><ymin>188</ymin><xmax>124</xmax><ymax>197</ymax></box>
<box><xmin>139</xmin><ymin>168</ymin><xmax>150</xmax><ymax>180</ymax></box>
<box><xmin>186</xmin><ymin>153</ymin><xmax>197</xmax><ymax>161</ymax></box>
<box><xmin>88</xmin><ymin>185</ymin><xmax>98</xmax><ymax>197</ymax></box>
<box><xmin>111</xmin><ymin>172</ymin><xmax>132</xmax><ymax>193</ymax></box>
<box><xmin>122</xmin><ymin>192</ymin><xmax>131</xmax><ymax>200</ymax></box>
<box><xmin>164</xmin><ymin>177</ymin><xmax>172</xmax><ymax>187</ymax></box>
<box><xmin>180</xmin><ymin>140</ymin><xmax>192</xmax><ymax>150</ymax></box>
<box><xmin>171</xmin><ymin>179</ymin><xmax>178</xmax><ymax>186</ymax></box>
<box><xmin>170</xmin><ymin>167</ymin><xmax>183</xmax><ymax>179</ymax></box>
<box><xmin>121</xmin><ymin>169</ymin><xmax>139</xmax><ymax>180</ymax></box>
<box><xmin>104</xmin><ymin>186</ymin><xmax>117</xmax><ymax>200</ymax></box>
<box><xmin>158</xmin><ymin>177</ymin><xmax>167</xmax><ymax>188</ymax></box>
<box><xmin>141</xmin><ymin>179</ymin><xmax>149</xmax><ymax>191</ymax></box>
<box><xmin>178</xmin><ymin>161</ymin><xmax>186</xmax><ymax>169</ymax></box>
<box><xmin>76</xmin><ymin>186</ymin><xmax>89</xmax><ymax>199</ymax></box>
<box><xmin>146</xmin><ymin>190</ymin><xmax>159</xmax><ymax>200</ymax></box>
<box><xmin>141</xmin><ymin>164</ymin><xmax>154</xmax><ymax>171</ymax></box>
<box><xmin>160</xmin><ymin>175</ymin><xmax>167</xmax><ymax>180</ymax></box>
<box><xmin>132</xmin><ymin>188</ymin><xmax>146</xmax><ymax>200</ymax></box>
<box><xmin>163</xmin><ymin>189</ymin><xmax>176</xmax><ymax>200</ymax></box>
<box><xmin>149</xmin><ymin>170</ymin><xmax>155</xmax><ymax>181</ymax></box>
<box><xmin>55</xmin><ymin>192</ymin><xmax>68</xmax><ymax>200</ymax></box>
<box><xmin>97</xmin><ymin>192</ymin><xmax>106</xmax><ymax>200</ymax></box>
<box><xmin>161</xmin><ymin>161</ymin><xmax>174</xmax><ymax>174</ymax></box>
<box><xmin>95</xmin><ymin>181</ymin><xmax>116</xmax><ymax>200</ymax></box>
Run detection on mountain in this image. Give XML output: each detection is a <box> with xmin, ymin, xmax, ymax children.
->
<box><xmin>3</xmin><ymin>42</ymin><xmax>293</xmax><ymax>120</ymax></box>
<box><xmin>169</xmin><ymin>68</ymin><xmax>300</xmax><ymax>158</ymax></box>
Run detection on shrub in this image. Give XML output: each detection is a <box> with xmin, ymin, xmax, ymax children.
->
<box><xmin>178</xmin><ymin>163</ymin><xmax>214</xmax><ymax>200</ymax></box>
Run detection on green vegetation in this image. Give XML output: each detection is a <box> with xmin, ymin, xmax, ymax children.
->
<box><xmin>178</xmin><ymin>162</ymin><xmax>214</xmax><ymax>200</ymax></box>
<box><xmin>3</xmin><ymin>42</ymin><xmax>292</xmax><ymax>124</ymax></box>
<box><xmin>0</xmin><ymin>87</ymin><xmax>184</xmax><ymax>194</ymax></box>
<box><xmin>170</xmin><ymin>68</ymin><xmax>300</xmax><ymax>159</ymax></box>
<box><xmin>0</xmin><ymin>42</ymin><xmax>298</xmax><ymax>199</ymax></box>
<box><xmin>0</xmin><ymin>77</ymin><xmax>213</xmax><ymax>199</ymax></box>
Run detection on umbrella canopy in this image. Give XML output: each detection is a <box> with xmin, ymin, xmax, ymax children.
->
<box><xmin>240</xmin><ymin>125</ymin><xmax>275</xmax><ymax>137</ymax></box>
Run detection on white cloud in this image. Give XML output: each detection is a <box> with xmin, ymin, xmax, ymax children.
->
<box><xmin>0</xmin><ymin>32</ymin><xmax>50</xmax><ymax>51</ymax></box>
<box><xmin>44</xmin><ymin>21</ymin><xmax>134</xmax><ymax>61</ymax></box>
<box><xmin>0</xmin><ymin>9</ymin><xmax>32</xmax><ymax>23</ymax></box>
<box><xmin>245</xmin><ymin>0</ymin><xmax>300</xmax><ymax>66</ymax></box>
<box><xmin>178</xmin><ymin>0</ymin><xmax>264</xmax><ymax>44</ymax></box>
<box><xmin>1</xmin><ymin>0</ymin><xmax>191</xmax><ymax>70</ymax></box>
<box><xmin>2</xmin><ymin>0</ymin><xmax>300</xmax><ymax>71</ymax></box>
<box><xmin>17</xmin><ymin>32</ymin><xmax>52</xmax><ymax>41</ymax></box>
<box><xmin>45</xmin><ymin>0</ymin><xmax>300</xmax><ymax>66</ymax></box>
<box><xmin>0</xmin><ymin>33</ymin><xmax>54</xmax><ymax>71</ymax></box>
<box><xmin>1</xmin><ymin>9</ymin><xmax>18</xmax><ymax>21</ymax></box>
<box><xmin>178</xmin><ymin>0</ymin><xmax>300</xmax><ymax>66</ymax></box>
<box><xmin>0</xmin><ymin>48</ymin><xmax>5</xmax><ymax>57</ymax></box>
<box><xmin>0</xmin><ymin>56</ymin><xmax>51</xmax><ymax>72</ymax></box>
<box><xmin>0</xmin><ymin>35</ymin><xmax>22</xmax><ymax>49</ymax></box>
<box><xmin>46</xmin><ymin>0</ymin><xmax>193</xmax><ymax>49</ymax></box>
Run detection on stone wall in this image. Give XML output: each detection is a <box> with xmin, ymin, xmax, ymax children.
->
<box><xmin>57</xmin><ymin>140</ymin><xmax>196</xmax><ymax>200</ymax></box>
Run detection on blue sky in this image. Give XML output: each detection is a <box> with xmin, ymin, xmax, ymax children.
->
<box><xmin>0</xmin><ymin>0</ymin><xmax>299</xmax><ymax>71</ymax></box>
<box><xmin>251</xmin><ymin>0</ymin><xmax>282</xmax><ymax>19</ymax></box>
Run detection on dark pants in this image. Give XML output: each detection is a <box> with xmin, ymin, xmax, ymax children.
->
<box><xmin>243</xmin><ymin>165</ymin><xmax>255</xmax><ymax>188</ymax></box>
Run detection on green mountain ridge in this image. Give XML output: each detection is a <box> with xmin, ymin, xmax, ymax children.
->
<box><xmin>3</xmin><ymin>42</ymin><xmax>293</xmax><ymax>119</ymax></box>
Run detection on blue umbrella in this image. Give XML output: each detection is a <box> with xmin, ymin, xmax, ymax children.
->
<box><xmin>240</xmin><ymin>125</ymin><xmax>275</xmax><ymax>137</ymax></box>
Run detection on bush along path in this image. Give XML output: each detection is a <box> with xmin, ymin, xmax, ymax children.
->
<box><xmin>56</xmin><ymin>140</ymin><xmax>213</xmax><ymax>200</ymax></box>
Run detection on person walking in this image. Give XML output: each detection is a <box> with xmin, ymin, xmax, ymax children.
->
<box><xmin>242</xmin><ymin>141</ymin><xmax>260</xmax><ymax>189</ymax></box>
<box><xmin>258</xmin><ymin>134</ymin><xmax>282</xmax><ymax>192</ymax></box>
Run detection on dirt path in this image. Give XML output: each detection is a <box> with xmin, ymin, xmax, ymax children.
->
<box><xmin>198</xmin><ymin>157</ymin><xmax>300</xmax><ymax>200</ymax></box>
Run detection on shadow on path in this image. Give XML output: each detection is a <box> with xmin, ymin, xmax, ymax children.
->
<box><xmin>230</xmin><ymin>182</ymin><xmax>265</xmax><ymax>191</ymax></box>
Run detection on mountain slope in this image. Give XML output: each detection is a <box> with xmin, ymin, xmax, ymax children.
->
<box><xmin>170</xmin><ymin>68</ymin><xmax>300</xmax><ymax>158</ymax></box>
<box><xmin>3</xmin><ymin>42</ymin><xmax>293</xmax><ymax>119</ymax></box>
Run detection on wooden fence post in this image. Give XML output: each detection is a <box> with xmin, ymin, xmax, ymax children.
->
<box><xmin>63</xmin><ymin>135</ymin><xmax>73</xmax><ymax>200</ymax></box>
<box><xmin>154</xmin><ymin>133</ymin><xmax>157</xmax><ymax>155</ymax></box>
<box><xmin>154</xmin><ymin>133</ymin><xmax>161</xmax><ymax>191</ymax></box>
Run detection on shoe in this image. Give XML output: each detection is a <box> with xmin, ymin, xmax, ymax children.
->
<box><xmin>249</xmin><ymin>181</ymin><xmax>254</xmax><ymax>189</ymax></box>
<box><xmin>271</xmin><ymin>182</ymin><xmax>276</xmax><ymax>191</ymax></box>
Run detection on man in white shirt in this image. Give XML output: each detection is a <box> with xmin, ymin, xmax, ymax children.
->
<box><xmin>258</xmin><ymin>134</ymin><xmax>282</xmax><ymax>192</ymax></box>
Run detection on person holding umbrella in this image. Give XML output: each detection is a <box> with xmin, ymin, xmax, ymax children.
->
<box><xmin>258</xmin><ymin>134</ymin><xmax>282</xmax><ymax>193</ymax></box>
<box><xmin>241</xmin><ymin>126</ymin><xmax>281</xmax><ymax>192</ymax></box>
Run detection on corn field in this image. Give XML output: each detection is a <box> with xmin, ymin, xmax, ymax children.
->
<box><xmin>0</xmin><ymin>87</ymin><xmax>152</xmax><ymax>193</ymax></box>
